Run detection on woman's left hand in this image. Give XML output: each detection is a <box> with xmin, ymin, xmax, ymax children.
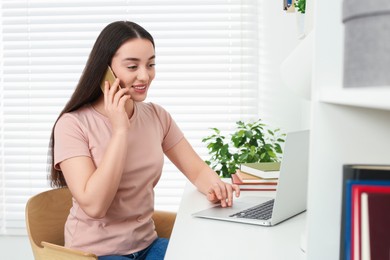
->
<box><xmin>206</xmin><ymin>181</ymin><xmax>240</xmax><ymax>207</ymax></box>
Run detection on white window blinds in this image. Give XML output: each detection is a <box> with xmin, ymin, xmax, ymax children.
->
<box><xmin>0</xmin><ymin>0</ymin><xmax>259</xmax><ymax>235</ymax></box>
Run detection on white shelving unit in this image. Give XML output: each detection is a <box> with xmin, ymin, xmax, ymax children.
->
<box><xmin>306</xmin><ymin>0</ymin><xmax>390</xmax><ymax>259</ymax></box>
<box><xmin>320</xmin><ymin>86</ymin><xmax>390</xmax><ymax>111</ymax></box>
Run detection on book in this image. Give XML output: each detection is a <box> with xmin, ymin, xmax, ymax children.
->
<box><xmin>240</xmin><ymin>162</ymin><xmax>280</xmax><ymax>179</ymax></box>
<box><xmin>344</xmin><ymin>180</ymin><xmax>390</xmax><ymax>260</ymax></box>
<box><xmin>231</xmin><ymin>174</ymin><xmax>277</xmax><ymax>191</ymax></box>
<box><xmin>361</xmin><ymin>192</ymin><xmax>390</xmax><ymax>260</ymax></box>
<box><xmin>360</xmin><ymin>193</ymin><xmax>370</xmax><ymax>260</ymax></box>
<box><xmin>351</xmin><ymin>183</ymin><xmax>390</xmax><ymax>260</ymax></box>
<box><xmin>235</xmin><ymin>170</ymin><xmax>278</xmax><ymax>184</ymax></box>
<box><xmin>339</xmin><ymin>164</ymin><xmax>390</xmax><ymax>260</ymax></box>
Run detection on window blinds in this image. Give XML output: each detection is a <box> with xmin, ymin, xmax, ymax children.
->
<box><xmin>0</xmin><ymin>0</ymin><xmax>259</xmax><ymax>235</ymax></box>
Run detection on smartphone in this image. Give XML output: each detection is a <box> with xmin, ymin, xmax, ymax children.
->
<box><xmin>100</xmin><ymin>66</ymin><xmax>122</xmax><ymax>92</ymax></box>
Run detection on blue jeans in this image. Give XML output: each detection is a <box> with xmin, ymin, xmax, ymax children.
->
<box><xmin>98</xmin><ymin>238</ymin><xmax>168</xmax><ymax>260</ymax></box>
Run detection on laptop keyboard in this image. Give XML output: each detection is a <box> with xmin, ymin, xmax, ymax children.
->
<box><xmin>229</xmin><ymin>199</ymin><xmax>274</xmax><ymax>220</ymax></box>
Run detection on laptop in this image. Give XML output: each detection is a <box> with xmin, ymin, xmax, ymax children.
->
<box><xmin>192</xmin><ymin>130</ymin><xmax>310</xmax><ymax>226</ymax></box>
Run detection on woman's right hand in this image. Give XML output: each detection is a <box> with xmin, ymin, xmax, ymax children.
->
<box><xmin>60</xmin><ymin>79</ymin><xmax>132</xmax><ymax>218</ymax></box>
<box><xmin>102</xmin><ymin>78</ymin><xmax>131</xmax><ymax>134</ymax></box>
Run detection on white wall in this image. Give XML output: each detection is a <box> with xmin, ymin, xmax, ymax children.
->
<box><xmin>0</xmin><ymin>236</ymin><xmax>33</xmax><ymax>259</ymax></box>
<box><xmin>258</xmin><ymin>0</ymin><xmax>311</xmax><ymax>133</ymax></box>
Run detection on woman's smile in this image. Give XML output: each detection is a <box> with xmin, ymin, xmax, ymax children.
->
<box><xmin>132</xmin><ymin>84</ymin><xmax>148</xmax><ymax>93</ymax></box>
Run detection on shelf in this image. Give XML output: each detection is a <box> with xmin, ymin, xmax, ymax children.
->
<box><xmin>307</xmin><ymin>0</ymin><xmax>390</xmax><ymax>258</ymax></box>
<box><xmin>318</xmin><ymin>86</ymin><xmax>390</xmax><ymax>111</ymax></box>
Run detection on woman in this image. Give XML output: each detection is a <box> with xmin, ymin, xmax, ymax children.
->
<box><xmin>49</xmin><ymin>21</ymin><xmax>240</xmax><ymax>259</ymax></box>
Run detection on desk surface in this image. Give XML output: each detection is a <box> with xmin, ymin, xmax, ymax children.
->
<box><xmin>165</xmin><ymin>181</ymin><xmax>307</xmax><ymax>260</ymax></box>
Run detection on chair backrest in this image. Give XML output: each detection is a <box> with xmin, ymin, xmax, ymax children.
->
<box><xmin>25</xmin><ymin>188</ymin><xmax>73</xmax><ymax>254</ymax></box>
<box><xmin>25</xmin><ymin>187</ymin><xmax>175</xmax><ymax>259</ymax></box>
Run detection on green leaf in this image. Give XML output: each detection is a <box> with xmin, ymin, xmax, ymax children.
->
<box><xmin>275</xmin><ymin>143</ymin><xmax>283</xmax><ymax>153</ymax></box>
<box><xmin>294</xmin><ymin>0</ymin><xmax>306</xmax><ymax>13</ymax></box>
<box><xmin>211</xmin><ymin>127</ymin><xmax>220</xmax><ymax>134</ymax></box>
<box><xmin>267</xmin><ymin>150</ymin><xmax>276</xmax><ymax>158</ymax></box>
<box><xmin>239</xmin><ymin>153</ymin><xmax>248</xmax><ymax>162</ymax></box>
<box><xmin>220</xmin><ymin>144</ymin><xmax>229</xmax><ymax>156</ymax></box>
<box><xmin>236</xmin><ymin>121</ymin><xmax>245</xmax><ymax>128</ymax></box>
<box><xmin>207</xmin><ymin>143</ymin><xmax>214</xmax><ymax>149</ymax></box>
<box><xmin>238</xmin><ymin>129</ymin><xmax>246</xmax><ymax>137</ymax></box>
<box><xmin>249</xmin><ymin>146</ymin><xmax>256</xmax><ymax>156</ymax></box>
<box><xmin>245</xmin><ymin>130</ymin><xmax>253</xmax><ymax>138</ymax></box>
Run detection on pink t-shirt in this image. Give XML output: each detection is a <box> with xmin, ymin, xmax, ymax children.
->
<box><xmin>54</xmin><ymin>102</ymin><xmax>184</xmax><ymax>256</ymax></box>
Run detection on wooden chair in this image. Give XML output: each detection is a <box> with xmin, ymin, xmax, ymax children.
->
<box><xmin>25</xmin><ymin>187</ymin><xmax>176</xmax><ymax>260</ymax></box>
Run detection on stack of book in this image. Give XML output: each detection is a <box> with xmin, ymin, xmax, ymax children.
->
<box><xmin>340</xmin><ymin>164</ymin><xmax>390</xmax><ymax>260</ymax></box>
<box><xmin>231</xmin><ymin>162</ymin><xmax>280</xmax><ymax>191</ymax></box>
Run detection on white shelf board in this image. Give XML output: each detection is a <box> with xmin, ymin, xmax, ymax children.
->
<box><xmin>318</xmin><ymin>85</ymin><xmax>390</xmax><ymax>111</ymax></box>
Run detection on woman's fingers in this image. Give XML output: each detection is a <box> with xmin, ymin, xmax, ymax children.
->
<box><xmin>104</xmin><ymin>79</ymin><xmax>130</xmax><ymax>111</ymax></box>
<box><xmin>232</xmin><ymin>184</ymin><xmax>240</xmax><ymax>197</ymax></box>
<box><xmin>225</xmin><ymin>184</ymin><xmax>234</xmax><ymax>207</ymax></box>
<box><xmin>207</xmin><ymin>182</ymin><xmax>240</xmax><ymax>207</ymax></box>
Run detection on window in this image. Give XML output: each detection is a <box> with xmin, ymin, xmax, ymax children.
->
<box><xmin>0</xmin><ymin>0</ymin><xmax>259</xmax><ymax>235</ymax></box>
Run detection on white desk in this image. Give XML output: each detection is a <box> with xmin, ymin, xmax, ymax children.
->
<box><xmin>165</xmin><ymin>181</ymin><xmax>307</xmax><ymax>260</ymax></box>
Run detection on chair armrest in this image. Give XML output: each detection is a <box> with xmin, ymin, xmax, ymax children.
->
<box><xmin>41</xmin><ymin>241</ymin><xmax>97</xmax><ymax>260</ymax></box>
<box><xmin>152</xmin><ymin>210</ymin><xmax>177</xmax><ymax>239</ymax></box>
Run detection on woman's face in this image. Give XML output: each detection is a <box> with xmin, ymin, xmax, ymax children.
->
<box><xmin>110</xmin><ymin>38</ymin><xmax>155</xmax><ymax>102</ymax></box>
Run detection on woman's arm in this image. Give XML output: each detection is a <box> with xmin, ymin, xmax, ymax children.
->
<box><xmin>59</xmin><ymin>129</ymin><xmax>129</xmax><ymax>219</ymax></box>
<box><xmin>59</xmin><ymin>80</ymin><xmax>131</xmax><ymax>218</ymax></box>
<box><xmin>165</xmin><ymin>138</ymin><xmax>240</xmax><ymax>207</ymax></box>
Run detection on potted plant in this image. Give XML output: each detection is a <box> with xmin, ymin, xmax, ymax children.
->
<box><xmin>294</xmin><ymin>0</ymin><xmax>306</xmax><ymax>14</ymax></box>
<box><xmin>202</xmin><ymin>119</ymin><xmax>286</xmax><ymax>178</ymax></box>
<box><xmin>295</xmin><ymin>0</ymin><xmax>306</xmax><ymax>38</ymax></box>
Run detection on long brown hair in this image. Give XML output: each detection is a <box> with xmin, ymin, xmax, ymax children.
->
<box><xmin>48</xmin><ymin>21</ymin><xmax>155</xmax><ymax>187</ymax></box>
